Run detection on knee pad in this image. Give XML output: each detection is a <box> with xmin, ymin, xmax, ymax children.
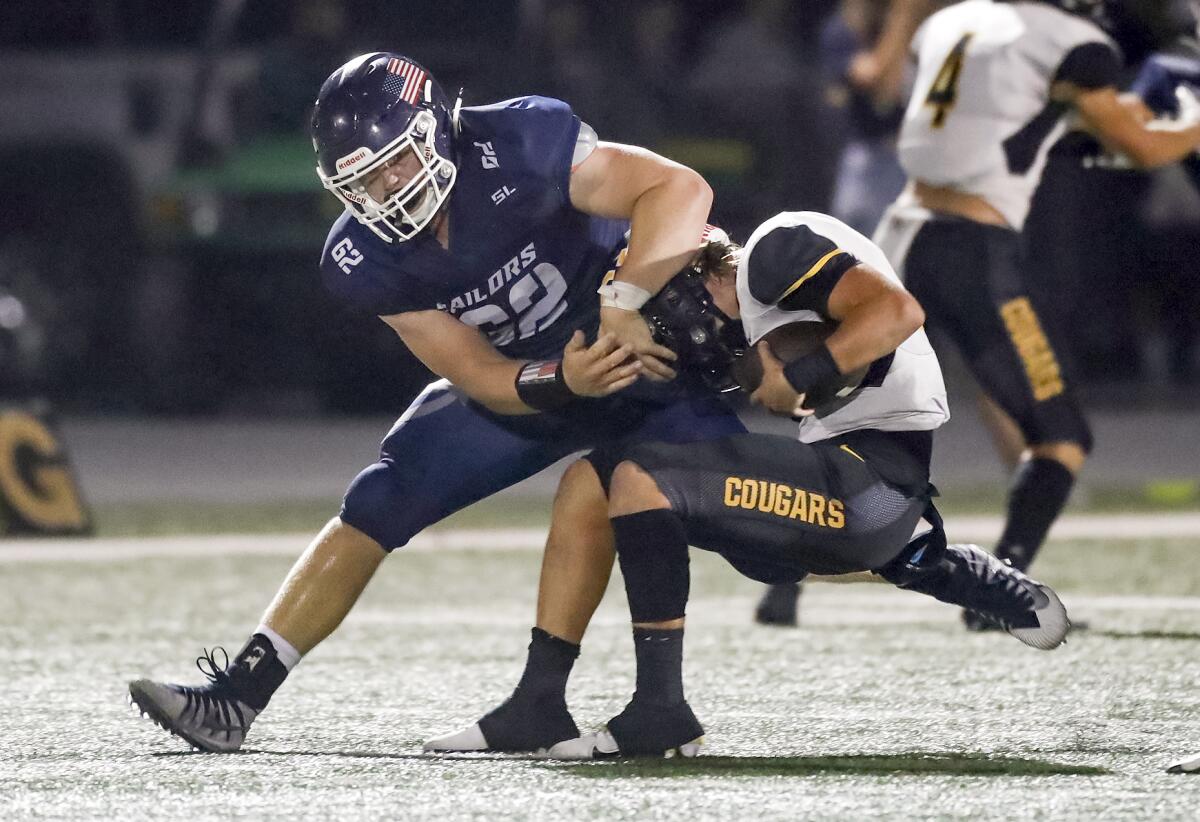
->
<box><xmin>339</xmin><ymin>461</ymin><xmax>414</xmax><ymax>551</ymax></box>
<box><xmin>612</xmin><ymin>509</ymin><xmax>690</xmax><ymax>623</ymax></box>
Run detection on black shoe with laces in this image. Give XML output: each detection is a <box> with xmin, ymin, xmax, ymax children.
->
<box><xmin>129</xmin><ymin>636</ymin><xmax>285</xmax><ymax>752</ymax></box>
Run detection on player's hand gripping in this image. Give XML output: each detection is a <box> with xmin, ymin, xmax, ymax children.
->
<box><xmin>748</xmin><ymin>341</ymin><xmax>813</xmax><ymax>419</ymax></box>
<box><xmin>560</xmin><ymin>330</ymin><xmax>643</xmax><ymax>397</ymax></box>
<box><xmin>599</xmin><ymin>306</ymin><xmax>677</xmax><ymax>381</ymax></box>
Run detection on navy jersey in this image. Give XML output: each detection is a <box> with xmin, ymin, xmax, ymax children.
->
<box><xmin>319</xmin><ymin>96</ymin><xmax>628</xmax><ymax>361</ymax></box>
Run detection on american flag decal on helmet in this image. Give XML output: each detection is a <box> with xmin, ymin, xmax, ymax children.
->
<box><xmin>701</xmin><ymin>223</ymin><xmax>729</xmax><ymax>245</ymax></box>
<box><xmin>383</xmin><ymin>58</ymin><xmax>427</xmax><ymax>105</ymax></box>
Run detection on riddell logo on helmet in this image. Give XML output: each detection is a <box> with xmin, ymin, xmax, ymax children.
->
<box><xmin>336</xmin><ymin>148</ymin><xmax>371</xmax><ymax>172</ymax></box>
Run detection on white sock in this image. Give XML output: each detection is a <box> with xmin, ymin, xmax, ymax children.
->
<box><xmin>256</xmin><ymin>624</ymin><xmax>302</xmax><ymax>671</ymax></box>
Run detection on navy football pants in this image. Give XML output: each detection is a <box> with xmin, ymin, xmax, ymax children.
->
<box><xmin>340</xmin><ymin>379</ymin><xmax>745</xmax><ymax>550</ymax></box>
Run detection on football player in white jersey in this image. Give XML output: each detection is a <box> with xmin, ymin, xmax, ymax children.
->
<box><xmin>532</xmin><ymin>212</ymin><xmax>1070</xmax><ymax>759</ymax></box>
<box><xmin>873</xmin><ymin>0</ymin><xmax>1200</xmax><ymax>630</ymax></box>
<box><xmin>430</xmin><ymin>212</ymin><xmax>1071</xmax><ymax>758</ymax></box>
<box><xmin>751</xmin><ymin>0</ymin><xmax>953</xmax><ymax>629</ymax></box>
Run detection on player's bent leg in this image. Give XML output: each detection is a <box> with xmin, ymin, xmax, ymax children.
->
<box><xmin>961</xmin><ymin>437</ymin><xmax>1085</xmax><ymax>631</ymax></box>
<box><xmin>878</xmin><ymin>539</ymin><xmax>1069</xmax><ymax>650</ymax></box>
<box><xmin>260</xmin><ymin>518</ymin><xmax>388</xmax><ymax>654</ymax></box>
<box><xmin>129</xmin><ymin>518</ymin><xmax>386</xmax><ymax>752</ymax></box>
<box><xmin>129</xmin><ymin>637</ymin><xmax>281</xmax><ymax>753</ymax></box>
<box><xmin>945</xmin><ymin>241</ymin><xmax>1091</xmax><ymax>625</ymax></box>
<box><xmin>427</xmin><ymin>460</ymin><xmax>613</xmax><ymax>754</ymax></box>
<box><xmin>536</xmin><ymin>459</ymin><xmax>616</xmax><ymax>644</ymax></box>
<box><xmin>429</xmin><ymin>398</ymin><xmax>743</xmax><ymax>754</ymax></box>
<box><xmin>976</xmin><ymin>392</ymin><xmax>1026</xmax><ymax>472</ymax></box>
<box><xmin>1029</xmin><ymin>440</ymin><xmax>1086</xmax><ymax>474</ymax></box>
<box><xmin>607</xmin><ymin>458</ymin><xmax>672</xmax><ymax>516</ymax></box>
<box><xmin>964</xmin><ymin>440</ymin><xmax>1086</xmax><ymax>632</ymax></box>
<box><xmin>546</xmin><ymin>460</ymin><xmax>704</xmax><ymax>760</ymax></box>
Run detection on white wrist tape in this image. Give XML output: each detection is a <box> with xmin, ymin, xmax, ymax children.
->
<box><xmin>598</xmin><ymin>280</ymin><xmax>652</xmax><ymax>311</ymax></box>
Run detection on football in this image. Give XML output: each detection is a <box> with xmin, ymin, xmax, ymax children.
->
<box><xmin>731</xmin><ymin>321</ymin><xmax>869</xmax><ymax>410</ymax></box>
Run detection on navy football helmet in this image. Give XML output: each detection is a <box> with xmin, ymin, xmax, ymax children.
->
<box><xmin>311</xmin><ymin>53</ymin><xmax>458</xmax><ymax>243</ymax></box>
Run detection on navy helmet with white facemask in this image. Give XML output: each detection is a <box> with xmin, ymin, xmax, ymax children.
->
<box><xmin>311</xmin><ymin>53</ymin><xmax>458</xmax><ymax>243</ymax></box>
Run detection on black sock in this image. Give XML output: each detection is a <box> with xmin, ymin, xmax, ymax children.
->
<box><xmin>227</xmin><ymin>633</ymin><xmax>289</xmax><ymax>712</ymax></box>
<box><xmin>996</xmin><ymin>458</ymin><xmax>1075</xmax><ymax>571</ymax></box>
<box><xmin>632</xmin><ymin>626</ymin><xmax>685</xmax><ymax>706</ymax></box>
<box><xmin>511</xmin><ymin>627</ymin><xmax>580</xmax><ymax>702</ymax></box>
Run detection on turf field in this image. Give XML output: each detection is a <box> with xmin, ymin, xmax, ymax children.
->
<box><xmin>4</xmin><ymin>516</ymin><xmax>1200</xmax><ymax>820</ymax></box>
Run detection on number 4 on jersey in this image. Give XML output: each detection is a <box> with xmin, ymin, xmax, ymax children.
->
<box><xmin>925</xmin><ymin>33</ymin><xmax>974</xmax><ymax>129</ymax></box>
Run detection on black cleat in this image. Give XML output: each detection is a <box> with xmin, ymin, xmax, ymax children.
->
<box><xmin>545</xmin><ymin>699</ymin><xmax>705</xmax><ymax>760</ymax></box>
<box><xmin>424</xmin><ymin>690</ymin><xmax>579</xmax><ymax>753</ymax></box>
<box><xmin>754</xmin><ymin>582</ymin><xmax>802</xmax><ymax>627</ymax></box>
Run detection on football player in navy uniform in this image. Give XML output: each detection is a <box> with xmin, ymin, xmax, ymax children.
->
<box><xmin>1127</xmin><ymin>3</ymin><xmax>1200</xmax><ymax>189</ymax></box>
<box><xmin>872</xmin><ymin>0</ymin><xmax>1200</xmax><ymax>632</ymax></box>
<box><xmin>127</xmin><ymin>53</ymin><xmax>746</xmax><ymax>753</ymax></box>
<box><xmin>1129</xmin><ymin>10</ymin><xmax>1200</xmax><ymax>776</ymax></box>
<box><xmin>504</xmin><ymin>211</ymin><xmax>1069</xmax><ymax>759</ymax></box>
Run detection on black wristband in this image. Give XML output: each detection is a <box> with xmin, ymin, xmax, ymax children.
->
<box><xmin>782</xmin><ymin>344</ymin><xmax>841</xmax><ymax>397</ymax></box>
<box><xmin>515</xmin><ymin>359</ymin><xmax>575</xmax><ymax>412</ymax></box>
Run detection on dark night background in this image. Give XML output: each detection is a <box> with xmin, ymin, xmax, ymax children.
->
<box><xmin>0</xmin><ymin>0</ymin><xmax>1196</xmax><ymax>418</ymax></box>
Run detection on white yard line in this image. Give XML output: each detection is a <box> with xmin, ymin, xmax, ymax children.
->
<box><xmin>1</xmin><ymin>511</ymin><xmax>1198</xmax><ymax>564</ymax></box>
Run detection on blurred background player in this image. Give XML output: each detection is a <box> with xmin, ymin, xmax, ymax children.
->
<box><xmin>871</xmin><ymin>0</ymin><xmax>1200</xmax><ymax>631</ymax></box>
<box><xmin>820</xmin><ymin>0</ymin><xmax>950</xmax><ymax>235</ymax></box>
<box><xmin>1125</xmin><ymin>1</ymin><xmax>1200</xmax><ymax>180</ymax></box>
<box><xmin>1124</xmin><ymin>3</ymin><xmax>1200</xmax><ymax>383</ymax></box>
<box><xmin>532</xmin><ymin>210</ymin><xmax>1066</xmax><ymax>759</ymax></box>
<box><xmin>755</xmin><ymin>0</ymin><xmax>951</xmax><ymax>627</ymax></box>
<box><xmin>1014</xmin><ymin>1</ymin><xmax>1200</xmax><ymax>410</ymax></box>
<box><xmin>127</xmin><ymin>52</ymin><xmax>748</xmax><ymax>753</ymax></box>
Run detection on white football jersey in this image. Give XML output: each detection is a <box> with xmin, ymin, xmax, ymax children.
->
<box><xmin>898</xmin><ymin>0</ymin><xmax>1116</xmax><ymax>229</ymax></box>
<box><xmin>737</xmin><ymin>212</ymin><xmax>950</xmax><ymax>443</ymax></box>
